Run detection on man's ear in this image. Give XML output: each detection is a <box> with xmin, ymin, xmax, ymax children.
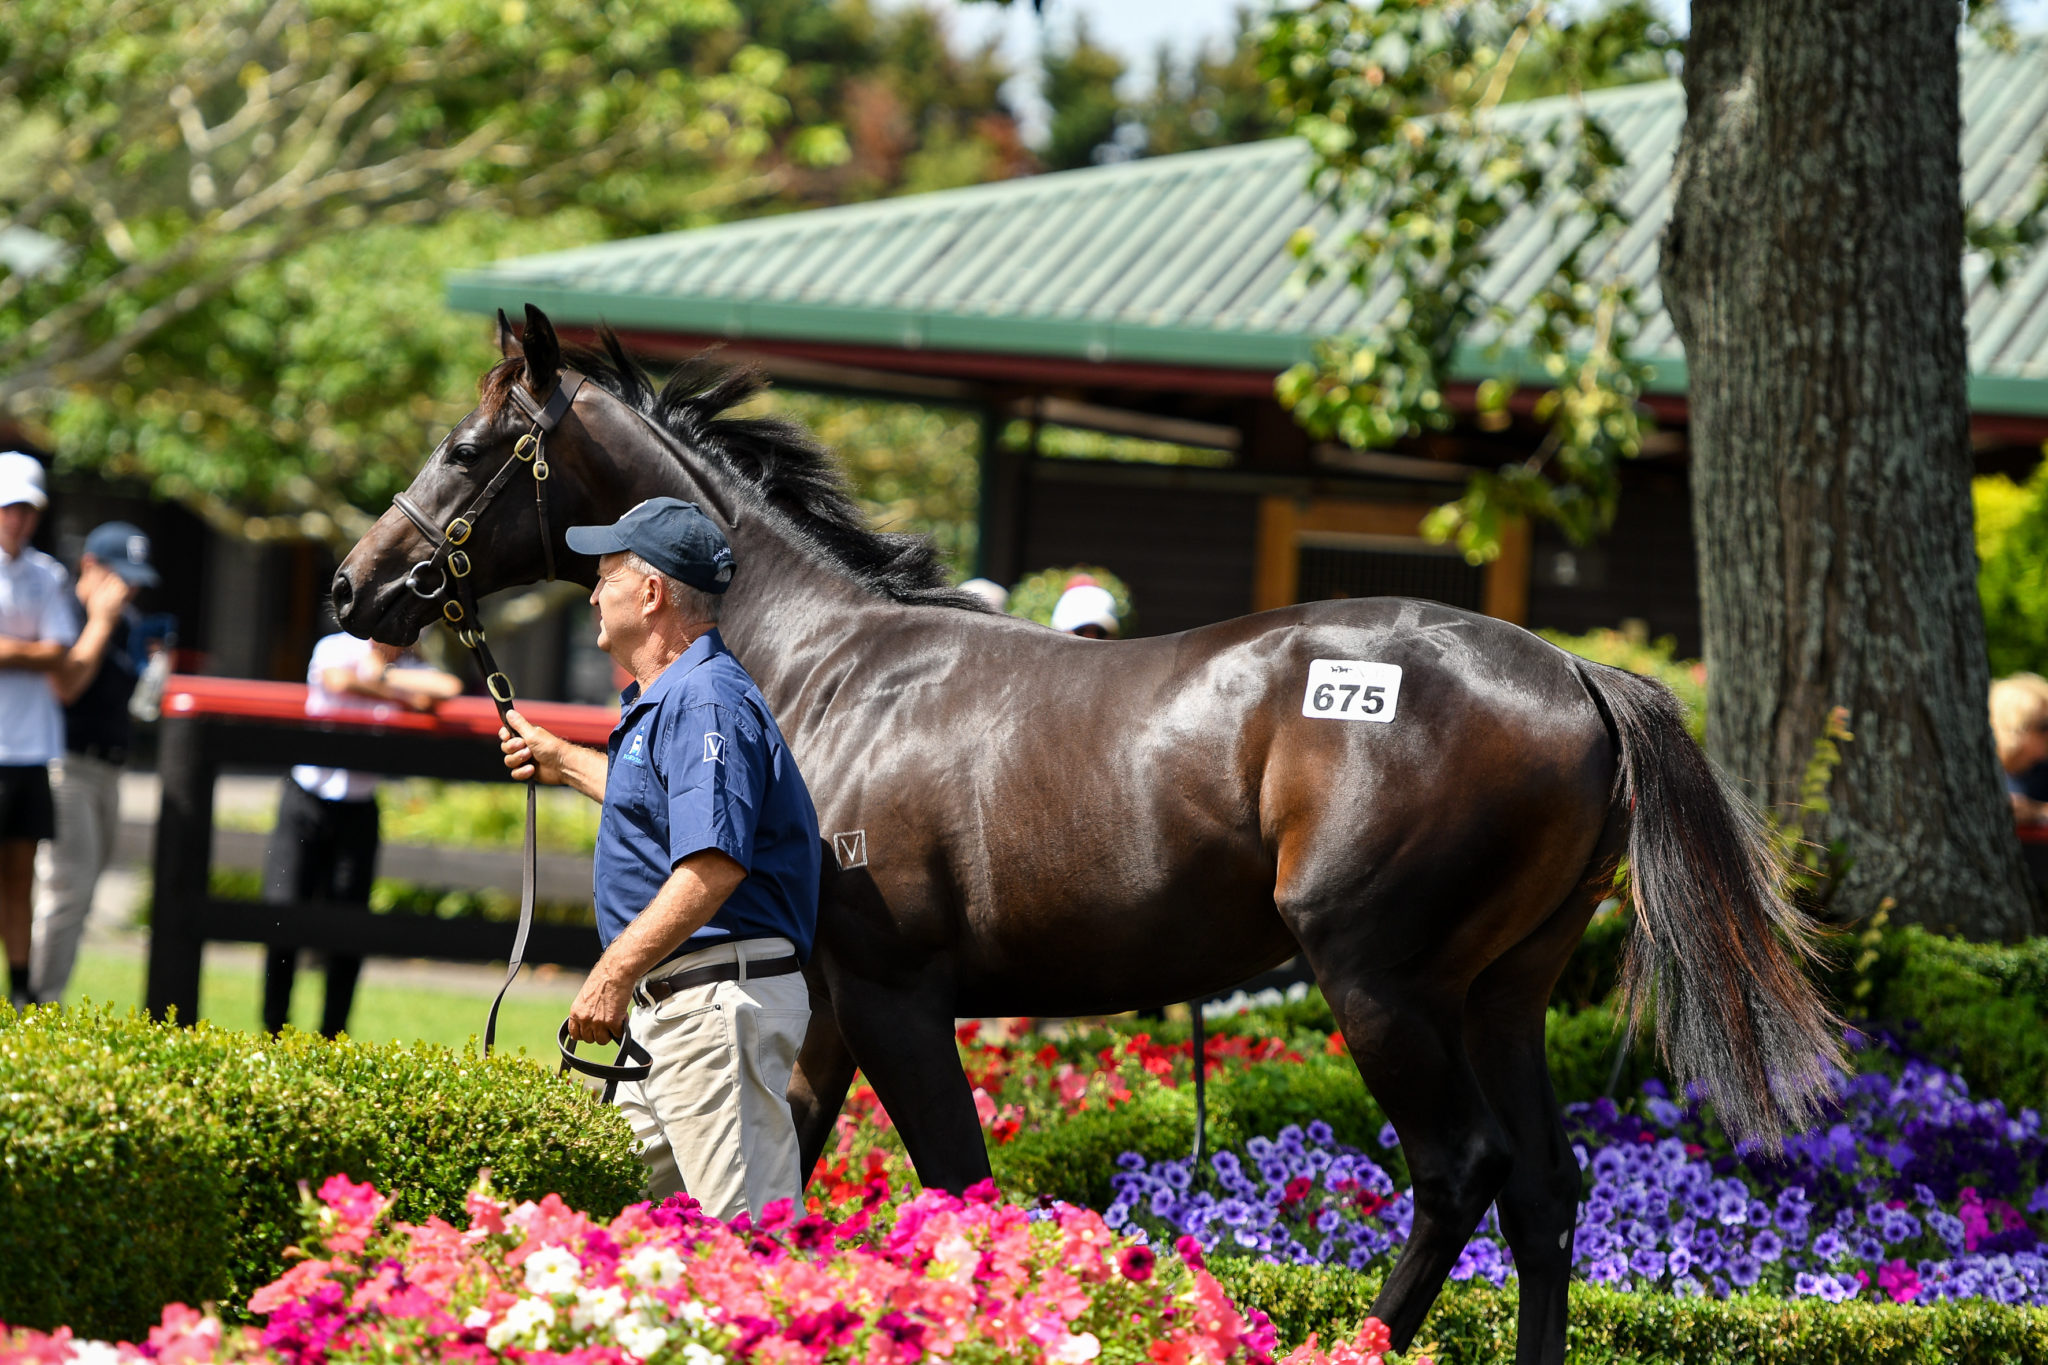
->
<box><xmin>496</xmin><ymin>308</ymin><xmax>523</xmax><ymax>359</ymax></box>
<box><xmin>521</xmin><ymin>302</ymin><xmax>562</xmax><ymax>394</ymax></box>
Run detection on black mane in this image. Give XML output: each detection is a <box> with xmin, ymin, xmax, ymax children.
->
<box><xmin>563</xmin><ymin>329</ymin><xmax>990</xmax><ymax>612</ymax></box>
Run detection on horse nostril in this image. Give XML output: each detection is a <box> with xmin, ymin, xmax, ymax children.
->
<box><xmin>331</xmin><ymin>570</ymin><xmax>354</xmax><ymax>621</ymax></box>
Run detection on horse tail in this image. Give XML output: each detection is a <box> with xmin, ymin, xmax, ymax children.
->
<box><xmin>1570</xmin><ymin>657</ymin><xmax>1842</xmax><ymax>1146</ymax></box>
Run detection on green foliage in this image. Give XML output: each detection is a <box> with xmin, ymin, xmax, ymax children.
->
<box><xmin>1</xmin><ymin>0</ymin><xmax>794</xmax><ymax>523</ymax></box>
<box><xmin>1259</xmin><ymin>1</ymin><xmax>1657</xmax><ymax>562</ymax></box>
<box><xmin>1974</xmin><ymin>465</ymin><xmax>2048</xmax><ymax>678</ymax></box>
<box><xmin>1215</xmin><ymin>1263</ymin><xmax>2048</xmax><ymax>1365</ymax></box>
<box><xmin>1007</xmin><ymin>565</ymin><xmax>1136</xmax><ymax>632</ymax></box>
<box><xmin>722</xmin><ymin>0</ymin><xmax>1027</xmax><ymax>204</ymax></box>
<box><xmin>0</xmin><ymin>1003</ymin><xmax>641</xmax><ymax>1339</ymax></box>
<box><xmin>758</xmin><ymin>391</ymin><xmax>983</xmax><ymax>575</ymax></box>
<box><xmin>1039</xmin><ymin>19</ymin><xmax>1132</xmax><ymax>172</ymax></box>
<box><xmin>1002</xmin><ymin>417</ymin><xmax>1236</xmax><ymax>470</ymax></box>
<box><xmin>1537</xmin><ymin>625</ymin><xmax>1705</xmax><ymax>740</ymax></box>
<box><xmin>1852</xmin><ymin>926</ymin><xmax>2048</xmax><ymax>1117</ymax></box>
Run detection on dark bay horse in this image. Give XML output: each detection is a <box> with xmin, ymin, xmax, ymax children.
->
<box><xmin>334</xmin><ymin>306</ymin><xmax>1839</xmax><ymax>1365</ymax></box>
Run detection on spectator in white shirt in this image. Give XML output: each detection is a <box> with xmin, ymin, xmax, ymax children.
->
<box><xmin>0</xmin><ymin>453</ymin><xmax>84</xmax><ymax>1010</ymax></box>
<box><xmin>262</xmin><ymin>630</ymin><xmax>459</xmax><ymax>1035</ymax></box>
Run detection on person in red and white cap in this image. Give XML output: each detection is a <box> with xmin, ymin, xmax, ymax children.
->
<box><xmin>0</xmin><ymin>452</ymin><xmax>78</xmax><ymax>1010</ymax></box>
<box><xmin>1051</xmin><ymin>576</ymin><xmax>1120</xmax><ymax>639</ymax></box>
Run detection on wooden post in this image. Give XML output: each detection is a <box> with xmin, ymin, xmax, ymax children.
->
<box><xmin>145</xmin><ymin>716</ymin><xmax>213</xmax><ymax>1023</ymax></box>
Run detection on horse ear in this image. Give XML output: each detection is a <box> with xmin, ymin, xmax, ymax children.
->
<box><xmin>496</xmin><ymin>309</ymin><xmax>522</xmax><ymax>359</ymax></box>
<box><xmin>521</xmin><ymin>303</ymin><xmax>562</xmax><ymax>392</ymax></box>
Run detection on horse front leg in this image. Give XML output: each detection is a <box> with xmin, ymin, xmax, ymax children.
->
<box><xmin>830</xmin><ymin>968</ymin><xmax>988</xmax><ymax>1194</ymax></box>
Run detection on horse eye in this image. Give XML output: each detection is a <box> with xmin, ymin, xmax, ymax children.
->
<box><xmin>450</xmin><ymin>443</ymin><xmax>480</xmax><ymax>466</ymax></box>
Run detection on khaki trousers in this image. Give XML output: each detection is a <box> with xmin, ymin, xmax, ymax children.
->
<box><xmin>615</xmin><ymin>936</ymin><xmax>810</xmax><ymax>1221</ymax></box>
<box><xmin>30</xmin><ymin>753</ymin><xmax>122</xmax><ymax>1002</ymax></box>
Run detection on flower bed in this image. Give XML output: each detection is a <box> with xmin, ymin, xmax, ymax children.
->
<box><xmin>1101</xmin><ymin>1032</ymin><xmax>2048</xmax><ymax>1309</ymax></box>
<box><xmin>0</xmin><ymin>1174</ymin><xmax>1424</xmax><ymax>1365</ymax></box>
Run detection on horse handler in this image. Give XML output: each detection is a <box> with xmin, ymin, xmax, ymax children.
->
<box><xmin>498</xmin><ymin>497</ymin><xmax>821</xmax><ymax>1220</ymax></box>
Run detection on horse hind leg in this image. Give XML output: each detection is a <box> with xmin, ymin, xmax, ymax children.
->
<box><xmin>1314</xmin><ymin>965</ymin><xmax>1514</xmax><ymax>1352</ymax></box>
<box><xmin>1463</xmin><ymin>891</ymin><xmax>1607</xmax><ymax>1365</ymax></box>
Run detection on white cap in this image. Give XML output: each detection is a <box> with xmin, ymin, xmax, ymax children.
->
<box><xmin>1052</xmin><ymin>583</ymin><xmax>1119</xmax><ymax>636</ymax></box>
<box><xmin>958</xmin><ymin>577</ymin><xmax>1009</xmax><ymax>612</ymax></box>
<box><xmin>0</xmin><ymin>452</ymin><xmax>47</xmax><ymax>510</ymax></box>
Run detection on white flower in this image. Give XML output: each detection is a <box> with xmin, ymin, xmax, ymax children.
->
<box><xmin>621</xmin><ymin>1244</ymin><xmax>686</xmax><ymax>1289</ymax></box>
<box><xmin>66</xmin><ymin>1343</ymin><xmax>125</xmax><ymax>1365</ymax></box>
<box><xmin>680</xmin><ymin>1343</ymin><xmax>721</xmax><ymax>1365</ymax></box>
<box><xmin>486</xmin><ymin>1297</ymin><xmax>557</xmax><ymax>1351</ymax></box>
<box><xmin>523</xmin><ymin>1244</ymin><xmax>584</xmax><ymax>1297</ymax></box>
<box><xmin>462</xmin><ymin>1307</ymin><xmax>493</xmax><ymax>1329</ymax></box>
<box><xmin>615</xmin><ymin>1313</ymin><xmax>670</xmax><ymax>1361</ymax></box>
<box><xmin>676</xmin><ymin>1300</ymin><xmax>712</xmax><ymax>1329</ymax></box>
<box><xmin>571</xmin><ymin>1284</ymin><xmax>627</xmax><ymax>1331</ymax></box>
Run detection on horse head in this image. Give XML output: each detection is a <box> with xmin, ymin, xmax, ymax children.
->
<box><xmin>334</xmin><ymin>304</ymin><xmax>643</xmax><ymax>644</ymax></box>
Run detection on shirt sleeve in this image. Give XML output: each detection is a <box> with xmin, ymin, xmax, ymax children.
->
<box><xmin>40</xmin><ymin>566</ymin><xmax>78</xmax><ymax>647</ymax></box>
<box><xmin>659</xmin><ymin>700</ymin><xmax>764</xmax><ymax>872</ymax></box>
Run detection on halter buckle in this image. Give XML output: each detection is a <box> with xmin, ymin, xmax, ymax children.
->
<box><xmin>486</xmin><ymin>671</ymin><xmax>516</xmax><ymax>703</ymax></box>
<box><xmin>449</xmin><ymin>550</ymin><xmax>472</xmax><ymax>578</ymax></box>
<box><xmin>457</xmin><ymin>627</ymin><xmax>485</xmax><ymax>649</ymax></box>
<box><xmin>405</xmin><ymin>560</ymin><xmax>446</xmax><ymax>600</ymax></box>
<box><xmin>442</xmin><ymin>600</ymin><xmax>465</xmax><ymax>624</ymax></box>
<box><xmin>514</xmin><ymin>433</ymin><xmax>539</xmax><ymax>462</ymax></box>
<box><xmin>447</xmin><ymin>517</ymin><xmax>473</xmax><ymax>546</ymax></box>
<box><xmin>533</xmin><ymin>459</ymin><xmax>550</xmax><ymax>482</ymax></box>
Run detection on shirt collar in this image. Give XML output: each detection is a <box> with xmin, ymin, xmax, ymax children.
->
<box><xmin>617</xmin><ymin>628</ymin><xmax>727</xmax><ymax>716</ymax></box>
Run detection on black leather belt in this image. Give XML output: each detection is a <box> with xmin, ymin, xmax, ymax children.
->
<box><xmin>636</xmin><ymin>953</ymin><xmax>800</xmax><ymax>1006</ymax></box>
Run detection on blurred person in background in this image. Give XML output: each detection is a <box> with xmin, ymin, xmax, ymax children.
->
<box><xmin>263</xmin><ymin>628</ymin><xmax>460</xmax><ymax>1036</ymax></box>
<box><xmin>1991</xmin><ymin>672</ymin><xmax>2048</xmax><ymax>825</ymax></box>
<box><xmin>1051</xmin><ymin>575</ymin><xmax>1120</xmax><ymax>639</ymax></box>
<box><xmin>28</xmin><ymin>522</ymin><xmax>159</xmax><ymax>1004</ymax></box>
<box><xmin>0</xmin><ymin>453</ymin><xmax>82</xmax><ymax>1011</ymax></box>
<box><xmin>957</xmin><ymin>577</ymin><xmax>1009</xmax><ymax>613</ymax></box>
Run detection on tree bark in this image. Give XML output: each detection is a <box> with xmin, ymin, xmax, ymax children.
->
<box><xmin>1662</xmin><ymin>0</ymin><xmax>2039</xmax><ymax>938</ymax></box>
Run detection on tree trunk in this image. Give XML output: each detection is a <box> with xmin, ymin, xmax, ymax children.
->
<box><xmin>1661</xmin><ymin>0</ymin><xmax>2039</xmax><ymax>939</ymax></box>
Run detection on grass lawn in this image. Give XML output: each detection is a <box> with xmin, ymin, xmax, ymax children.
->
<box><xmin>57</xmin><ymin>942</ymin><xmax>583</xmax><ymax>1063</ymax></box>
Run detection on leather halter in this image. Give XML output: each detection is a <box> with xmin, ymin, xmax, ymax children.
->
<box><xmin>393</xmin><ymin>367</ymin><xmax>588</xmax><ymax>708</ymax></box>
<box><xmin>386</xmin><ymin>367</ymin><xmax>645</xmax><ymax>1081</ymax></box>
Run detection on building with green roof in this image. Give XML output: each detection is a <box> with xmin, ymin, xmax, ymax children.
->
<box><xmin>450</xmin><ymin>40</ymin><xmax>2048</xmax><ymax>650</ymax></box>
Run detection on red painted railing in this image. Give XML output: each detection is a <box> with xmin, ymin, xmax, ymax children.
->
<box><xmin>159</xmin><ymin>675</ymin><xmax>618</xmax><ymax>747</ymax></box>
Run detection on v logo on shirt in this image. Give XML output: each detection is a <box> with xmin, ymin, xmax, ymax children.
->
<box><xmin>702</xmin><ymin>732</ymin><xmax>726</xmax><ymax>764</ymax></box>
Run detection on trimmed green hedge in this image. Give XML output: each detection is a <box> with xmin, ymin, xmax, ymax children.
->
<box><xmin>1214</xmin><ymin>1263</ymin><xmax>2048</xmax><ymax>1364</ymax></box>
<box><xmin>0</xmin><ymin>1005</ymin><xmax>641</xmax><ymax>1340</ymax></box>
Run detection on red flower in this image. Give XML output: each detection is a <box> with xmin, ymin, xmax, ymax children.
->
<box><xmin>1119</xmin><ymin>1245</ymin><xmax>1157</xmax><ymax>1282</ymax></box>
<box><xmin>1174</xmin><ymin>1233</ymin><xmax>1205</xmax><ymax>1271</ymax></box>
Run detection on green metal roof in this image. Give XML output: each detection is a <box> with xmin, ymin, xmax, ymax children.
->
<box><xmin>449</xmin><ymin>40</ymin><xmax>2048</xmax><ymax>413</ymax></box>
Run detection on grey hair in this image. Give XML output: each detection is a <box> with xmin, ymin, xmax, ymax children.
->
<box><xmin>623</xmin><ymin>551</ymin><xmax>721</xmax><ymax>626</ymax></box>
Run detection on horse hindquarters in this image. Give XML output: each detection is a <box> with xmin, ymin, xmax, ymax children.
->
<box><xmin>1271</xmin><ymin>692</ymin><xmax>1614</xmax><ymax>1356</ymax></box>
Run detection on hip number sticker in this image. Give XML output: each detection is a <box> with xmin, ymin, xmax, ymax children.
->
<box><xmin>1302</xmin><ymin>659</ymin><xmax>1403</xmax><ymax>723</ymax></box>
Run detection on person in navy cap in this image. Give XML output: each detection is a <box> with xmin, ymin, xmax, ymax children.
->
<box><xmin>28</xmin><ymin>522</ymin><xmax>161</xmax><ymax>1004</ymax></box>
<box><xmin>499</xmin><ymin>497</ymin><xmax>820</xmax><ymax>1219</ymax></box>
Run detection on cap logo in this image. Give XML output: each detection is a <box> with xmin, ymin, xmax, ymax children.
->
<box><xmin>127</xmin><ymin>534</ymin><xmax>149</xmax><ymax>564</ymax></box>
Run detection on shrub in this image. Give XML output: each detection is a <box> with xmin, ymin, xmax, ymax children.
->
<box><xmin>1216</xmin><ymin>1263</ymin><xmax>2048</xmax><ymax>1364</ymax></box>
<box><xmin>0</xmin><ymin>1005</ymin><xmax>641</xmax><ymax>1340</ymax></box>
<box><xmin>1975</xmin><ymin>467</ymin><xmax>2048</xmax><ymax>679</ymax></box>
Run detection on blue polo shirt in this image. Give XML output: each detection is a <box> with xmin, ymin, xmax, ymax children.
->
<box><xmin>594</xmin><ymin>629</ymin><xmax>820</xmax><ymax>961</ymax></box>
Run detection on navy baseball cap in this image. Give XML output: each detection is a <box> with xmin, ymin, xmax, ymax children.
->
<box><xmin>565</xmin><ymin>497</ymin><xmax>736</xmax><ymax>594</ymax></box>
<box><xmin>84</xmin><ymin>521</ymin><xmax>159</xmax><ymax>587</ymax></box>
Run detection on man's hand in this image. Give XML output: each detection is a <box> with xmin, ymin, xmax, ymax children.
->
<box><xmin>501</xmin><ymin>708</ymin><xmax>608</xmax><ymax>800</ymax></box>
<box><xmin>566</xmin><ymin>965</ymin><xmax>634</xmax><ymax>1045</ymax></box>
<box><xmin>82</xmin><ymin>564</ymin><xmax>134</xmax><ymax>623</ymax></box>
<box><xmin>501</xmin><ymin>708</ymin><xmax>564</xmax><ymax>783</ymax></box>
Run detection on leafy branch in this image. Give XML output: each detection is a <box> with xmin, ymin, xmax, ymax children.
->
<box><xmin>1259</xmin><ymin>0</ymin><xmax>1661</xmax><ymax>562</ymax></box>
